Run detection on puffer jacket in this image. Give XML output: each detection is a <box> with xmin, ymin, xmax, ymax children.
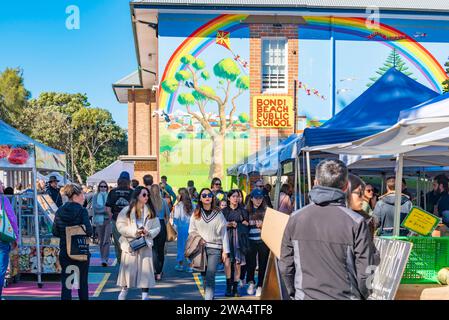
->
<box><xmin>52</xmin><ymin>202</ymin><xmax>93</xmax><ymax>254</ymax></box>
<box><xmin>373</xmin><ymin>193</ymin><xmax>412</xmax><ymax>236</ymax></box>
<box><xmin>185</xmin><ymin>232</ymin><xmax>206</xmax><ymax>272</ymax></box>
<box><xmin>279</xmin><ymin>185</ymin><xmax>376</xmax><ymax>300</ymax></box>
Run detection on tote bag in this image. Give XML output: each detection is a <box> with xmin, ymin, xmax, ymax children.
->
<box><xmin>0</xmin><ymin>196</ymin><xmax>16</xmax><ymax>243</ymax></box>
<box><xmin>66</xmin><ymin>225</ymin><xmax>89</xmax><ymax>261</ymax></box>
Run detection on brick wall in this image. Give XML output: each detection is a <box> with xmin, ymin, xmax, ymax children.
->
<box><xmin>127</xmin><ymin>89</ymin><xmax>158</xmax><ymax>156</ymax></box>
<box><xmin>249</xmin><ymin>24</ymin><xmax>298</xmax><ymax>153</ymax></box>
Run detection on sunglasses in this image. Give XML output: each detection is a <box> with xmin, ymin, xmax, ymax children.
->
<box><xmin>201</xmin><ymin>193</ymin><xmax>213</xmax><ymax>198</ymax></box>
<box><xmin>99</xmin><ymin>186</ymin><xmax>108</xmax><ymax>189</ymax></box>
<box><xmin>352</xmin><ymin>190</ymin><xmax>364</xmax><ymax>197</ymax></box>
<box><xmin>141</xmin><ymin>193</ymin><xmax>149</xmax><ymax>198</ymax></box>
<box><xmin>365</xmin><ymin>189</ymin><xmax>373</xmax><ymax>193</ymax></box>
<box><xmin>214</xmin><ymin>183</ymin><xmax>221</xmax><ymax>186</ymax></box>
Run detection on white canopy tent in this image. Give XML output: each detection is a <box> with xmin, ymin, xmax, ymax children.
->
<box><xmin>86</xmin><ymin>160</ymin><xmax>134</xmax><ymax>186</ymax></box>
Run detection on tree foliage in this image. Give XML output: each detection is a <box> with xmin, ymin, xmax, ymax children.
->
<box><xmin>443</xmin><ymin>57</ymin><xmax>449</xmax><ymax>93</ymax></box>
<box><xmin>17</xmin><ymin>92</ymin><xmax>127</xmax><ymax>184</ymax></box>
<box><xmin>367</xmin><ymin>49</ymin><xmax>416</xmax><ymax>87</ymax></box>
<box><xmin>0</xmin><ymin>68</ymin><xmax>30</xmax><ymax>124</ymax></box>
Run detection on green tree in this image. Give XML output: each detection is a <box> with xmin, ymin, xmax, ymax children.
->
<box><xmin>443</xmin><ymin>57</ymin><xmax>449</xmax><ymax>93</ymax></box>
<box><xmin>160</xmin><ymin>134</ymin><xmax>178</xmax><ymax>162</ymax></box>
<box><xmin>161</xmin><ymin>57</ymin><xmax>249</xmax><ymax>179</ymax></box>
<box><xmin>238</xmin><ymin>112</ymin><xmax>249</xmax><ymax>124</ymax></box>
<box><xmin>19</xmin><ymin>92</ymin><xmax>126</xmax><ymax>183</ymax></box>
<box><xmin>367</xmin><ymin>49</ymin><xmax>416</xmax><ymax>87</ymax></box>
<box><xmin>0</xmin><ymin>68</ymin><xmax>30</xmax><ymax>125</ymax></box>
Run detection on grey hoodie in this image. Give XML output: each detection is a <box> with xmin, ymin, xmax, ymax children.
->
<box><xmin>373</xmin><ymin>193</ymin><xmax>412</xmax><ymax>236</ymax></box>
<box><xmin>279</xmin><ymin>186</ymin><xmax>376</xmax><ymax>300</ymax></box>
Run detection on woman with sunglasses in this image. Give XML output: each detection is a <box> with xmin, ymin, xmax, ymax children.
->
<box><xmin>222</xmin><ymin>189</ymin><xmax>249</xmax><ymax>297</ymax></box>
<box><xmin>189</xmin><ymin>188</ymin><xmax>229</xmax><ymax>300</ymax></box>
<box><xmin>362</xmin><ymin>184</ymin><xmax>374</xmax><ymax>216</ymax></box>
<box><xmin>92</xmin><ymin>181</ymin><xmax>111</xmax><ymax>267</ymax></box>
<box><xmin>245</xmin><ymin>188</ymin><xmax>270</xmax><ymax>297</ymax></box>
<box><xmin>116</xmin><ymin>186</ymin><xmax>161</xmax><ymax>300</ymax></box>
<box><xmin>347</xmin><ymin>174</ymin><xmax>376</xmax><ymax>239</ymax></box>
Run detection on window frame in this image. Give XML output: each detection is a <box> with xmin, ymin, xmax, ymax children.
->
<box><xmin>260</xmin><ymin>37</ymin><xmax>289</xmax><ymax>94</ymax></box>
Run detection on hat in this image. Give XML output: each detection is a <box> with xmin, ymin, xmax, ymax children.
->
<box><xmin>119</xmin><ymin>171</ymin><xmax>130</xmax><ymax>181</ymax></box>
<box><xmin>250</xmin><ymin>188</ymin><xmax>264</xmax><ymax>198</ymax></box>
<box><xmin>48</xmin><ymin>175</ymin><xmax>60</xmax><ymax>183</ymax></box>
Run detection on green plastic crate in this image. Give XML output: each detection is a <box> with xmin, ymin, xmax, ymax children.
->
<box><xmin>383</xmin><ymin>237</ymin><xmax>449</xmax><ymax>284</ymax></box>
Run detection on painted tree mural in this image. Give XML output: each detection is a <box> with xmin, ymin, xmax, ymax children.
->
<box><xmin>161</xmin><ymin>55</ymin><xmax>249</xmax><ymax>179</ymax></box>
<box><xmin>367</xmin><ymin>48</ymin><xmax>416</xmax><ymax>87</ymax></box>
<box><xmin>443</xmin><ymin>57</ymin><xmax>449</xmax><ymax>93</ymax></box>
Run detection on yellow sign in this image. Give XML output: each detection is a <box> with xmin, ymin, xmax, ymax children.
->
<box><xmin>401</xmin><ymin>207</ymin><xmax>440</xmax><ymax>236</ymax></box>
<box><xmin>252</xmin><ymin>96</ymin><xmax>294</xmax><ymax>128</ymax></box>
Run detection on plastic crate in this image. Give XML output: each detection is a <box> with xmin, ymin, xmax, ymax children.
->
<box><xmin>384</xmin><ymin>237</ymin><xmax>449</xmax><ymax>284</ymax></box>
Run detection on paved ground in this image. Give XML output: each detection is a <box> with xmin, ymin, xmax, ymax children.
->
<box><xmin>3</xmin><ymin>240</ymin><xmax>260</xmax><ymax>300</ymax></box>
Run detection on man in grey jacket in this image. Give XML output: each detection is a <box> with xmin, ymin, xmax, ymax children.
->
<box><xmin>373</xmin><ymin>176</ymin><xmax>412</xmax><ymax>236</ymax></box>
<box><xmin>279</xmin><ymin>159</ymin><xmax>375</xmax><ymax>300</ymax></box>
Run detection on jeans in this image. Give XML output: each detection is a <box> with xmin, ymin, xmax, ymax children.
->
<box><xmin>111</xmin><ymin>220</ymin><xmax>122</xmax><ymax>264</ymax></box>
<box><xmin>152</xmin><ymin>219</ymin><xmax>167</xmax><ymax>275</ymax></box>
<box><xmin>96</xmin><ymin>218</ymin><xmax>112</xmax><ymax>263</ymax></box>
<box><xmin>246</xmin><ymin>241</ymin><xmax>270</xmax><ymax>287</ymax></box>
<box><xmin>59</xmin><ymin>251</ymin><xmax>90</xmax><ymax>300</ymax></box>
<box><xmin>201</xmin><ymin>247</ymin><xmax>221</xmax><ymax>300</ymax></box>
<box><xmin>0</xmin><ymin>241</ymin><xmax>11</xmax><ymax>298</ymax></box>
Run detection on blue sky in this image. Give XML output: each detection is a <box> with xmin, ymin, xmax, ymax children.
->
<box><xmin>0</xmin><ymin>0</ymin><xmax>135</xmax><ymax>129</ymax></box>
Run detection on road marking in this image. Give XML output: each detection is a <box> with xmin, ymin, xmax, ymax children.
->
<box><xmin>193</xmin><ymin>273</ymin><xmax>205</xmax><ymax>298</ymax></box>
<box><xmin>93</xmin><ymin>273</ymin><xmax>111</xmax><ymax>297</ymax></box>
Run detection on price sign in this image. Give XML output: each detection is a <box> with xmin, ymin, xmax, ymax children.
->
<box><xmin>401</xmin><ymin>206</ymin><xmax>440</xmax><ymax>236</ymax></box>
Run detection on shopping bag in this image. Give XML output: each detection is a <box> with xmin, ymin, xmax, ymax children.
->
<box><xmin>166</xmin><ymin>221</ymin><xmax>177</xmax><ymax>242</ymax></box>
<box><xmin>0</xmin><ymin>197</ymin><xmax>16</xmax><ymax>243</ymax></box>
<box><xmin>65</xmin><ymin>225</ymin><xmax>89</xmax><ymax>261</ymax></box>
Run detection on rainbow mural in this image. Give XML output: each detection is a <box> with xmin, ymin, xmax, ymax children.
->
<box><xmin>159</xmin><ymin>14</ymin><xmax>449</xmax><ymax>114</ymax></box>
<box><xmin>302</xmin><ymin>16</ymin><xmax>448</xmax><ymax>93</ymax></box>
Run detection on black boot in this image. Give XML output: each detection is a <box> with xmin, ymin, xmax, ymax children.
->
<box><xmin>233</xmin><ymin>281</ymin><xmax>240</xmax><ymax>297</ymax></box>
<box><xmin>225</xmin><ymin>279</ymin><xmax>233</xmax><ymax>297</ymax></box>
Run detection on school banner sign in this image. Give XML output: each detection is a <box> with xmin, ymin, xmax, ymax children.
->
<box><xmin>253</xmin><ymin>96</ymin><xmax>294</xmax><ymax>128</ymax></box>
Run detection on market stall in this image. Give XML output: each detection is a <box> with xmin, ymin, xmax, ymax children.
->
<box><xmin>86</xmin><ymin>159</ymin><xmax>134</xmax><ymax>186</ymax></box>
<box><xmin>0</xmin><ymin>119</ymin><xmax>66</xmax><ymax>287</ymax></box>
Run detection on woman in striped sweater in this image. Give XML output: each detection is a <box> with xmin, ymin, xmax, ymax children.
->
<box><xmin>245</xmin><ymin>188</ymin><xmax>270</xmax><ymax>297</ymax></box>
<box><xmin>188</xmin><ymin>188</ymin><xmax>230</xmax><ymax>300</ymax></box>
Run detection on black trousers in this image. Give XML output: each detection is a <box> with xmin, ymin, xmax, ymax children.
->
<box><xmin>59</xmin><ymin>251</ymin><xmax>90</xmax><ymax>300</ymax></box>
<box><xmin>152</xmin><ymin>219</ymin><xmax>167</xmax><ymax>275</ymax></box>
<box><xmin>246</xmin><ymin>241</ymin><xmax>269</xmax><ymax>287</ymax></box>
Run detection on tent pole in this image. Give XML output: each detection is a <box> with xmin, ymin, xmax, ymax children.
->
<box><xmin>294</xmin><ymin>159</ymin><xmax>298</xmax><ymax>211</ymax></box>
<box><xmin>423</xmin><ymin>168</ymin><xmax>427</xmax><ymax>211</ymax></box>
<box><xmin>306</xmin><ymin>152</ymin><xmax>312</xmax><ymax>193</ymax></box>
<box><xmin>302</xmin><ymin>151</ymin><xmax>307</xmax><ymax>204</ymax></box>
<box><xmin>297</xmin><ymin>154</ymin><xmax>303</xmax><ymax>209</ymax></box>
<box><xmin>380</xmin><ymin>172</ymin><xmax>385</xmax><ymax>195</ymax></box>
<box><xmin>393</xmin><ymin>153</ymin><xmax>404</xmax><ymax>237</ymax></box>
<box><xmin>274</xmin><ymin>167</ymin><xmax>282</xmax><ymax>210</ymax></box>
<box><xmin>32</xmin><ymin>163</ymin><xmax>42</xmax><ymax>287</ymax></box>
<box><xmin>416</xmin><ymin>171</ymin><xmax>420</xmax><ymax>208</ymax></box>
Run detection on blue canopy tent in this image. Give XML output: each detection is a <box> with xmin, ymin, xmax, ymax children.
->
<box><xmin>0</xmin><ymin>119</ymin><xmax>66</xmax><ymax>287</ymax></box>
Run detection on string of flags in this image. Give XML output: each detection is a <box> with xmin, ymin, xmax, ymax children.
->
<box><xmin>298</xmin><ymin>81</ymin><xmax>327</xmax><ymax>100</ymax></box>
<box><xmin>216</xmin><ymin>30</ymin><xmax>249</xmax><ymax>71</ymax></box>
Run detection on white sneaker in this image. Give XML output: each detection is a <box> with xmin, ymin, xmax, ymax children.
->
<box><xmin>142</xmin><ymin>292</ymin><xmax>149</xmax><ymax>300</ymax></box>
<box><xmin>239</xmin><ymin>279</ymin><xmax>246</xmax><ymax>288</ymax></box>
<box><xmin>255</xmin><ymin>287</ymin><xmax>263</xmax><ymax>297</ymax></box>
<box><xmin>247</xmin><ymin>282</ymin><xmax>255</xmax><ymax>295</ymax></box>
<box><xmin>118</xmin><ymin>288</ymin><xmax>128</xmax><ymax>300</ymax></box>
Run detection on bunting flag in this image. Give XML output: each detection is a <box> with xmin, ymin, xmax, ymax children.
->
<box><xmin>298</xmin><ymin>81</ymin><xmax>327</xmax><ymax>100</ymax></box>
<box><xmin>215</xmin><ymin>30</ymin><xmax>249</xmax><ymax>71</ymax></box>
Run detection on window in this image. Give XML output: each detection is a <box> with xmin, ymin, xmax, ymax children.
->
<box><xmin>262</xmin><ymin>38</ymin><xmax>287</xmax><ymax>91</ymax></box>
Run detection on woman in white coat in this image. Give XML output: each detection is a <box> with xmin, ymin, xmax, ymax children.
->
<box><xmin>116</xmin><ymin>186</ymin><xmax>161</xmax><ymax>300</ymax></box>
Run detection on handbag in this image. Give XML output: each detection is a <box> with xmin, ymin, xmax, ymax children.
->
<box><xmin>166</xmin><ymin>221</ymin><xmax>177</xmax><ymax>242</ymax></box>
<box><xmin>66</xmin><ymin>224</ymin><xmax>89</xmax><ymax>261</ymax></box>
<box><xmin>0</xmin><ymin>196</ymin><xmax>17</xmax><ymax>243</ymax></box>
<box><xmin>129</xmin><ymin>236</ymin><xmax>147</xmax><ymax>252</ymax></box>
